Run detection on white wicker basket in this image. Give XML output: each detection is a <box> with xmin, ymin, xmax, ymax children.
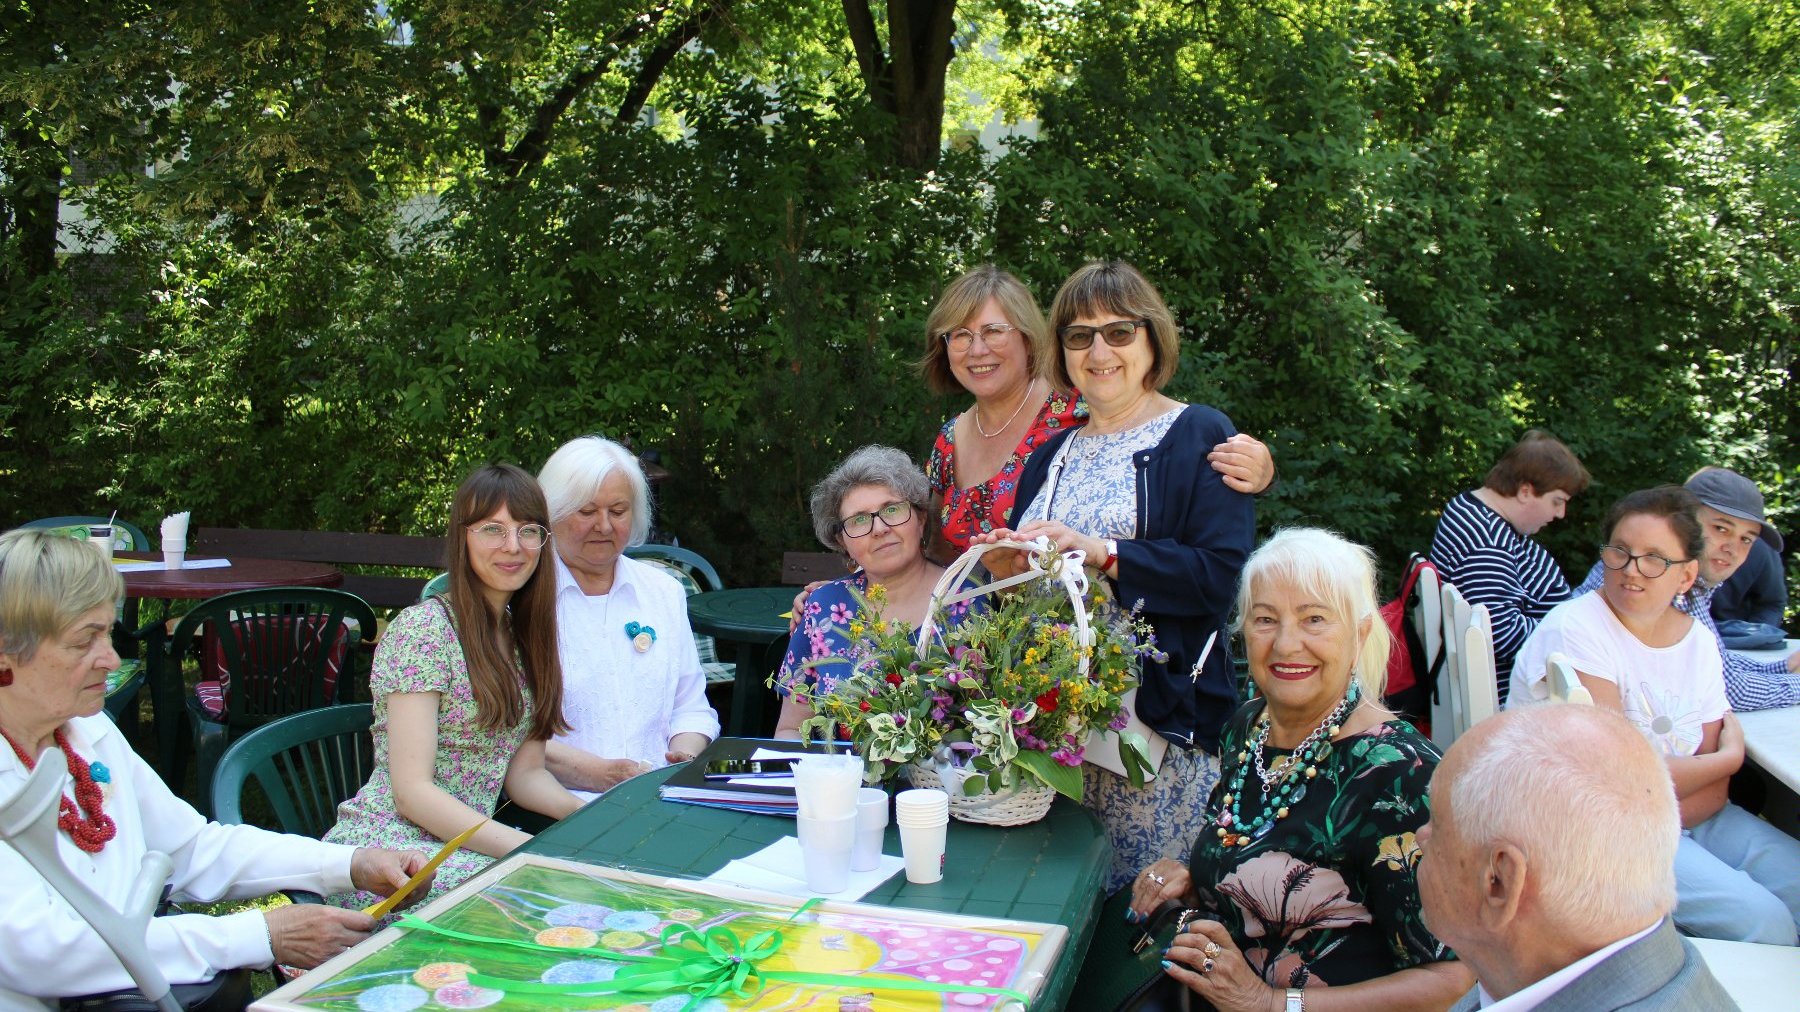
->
<box><xmin>905</xmin><ymin>762</ymin><xmax>1057</xmax><ymax>827</ymax></box>
<box><xmin>907</xmin><ymin>537</ymin><xmax>1095</xmax><ymax>827</ymax></box>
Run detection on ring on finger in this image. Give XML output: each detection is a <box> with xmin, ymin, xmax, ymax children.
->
<box><xmin>1202</xmin><ymin>941</ymin><xmax>1221</xmax><ymax>959</ymax></box>
<box><xmin>1201</xmin><ymin>957</ymin><xmax>1216</xmax><ymax>975</ymax></box>
<box><xmin>1145</xmin><ymin>872</ymin><xmax>1166</xmax><ymax>885</ymax></box>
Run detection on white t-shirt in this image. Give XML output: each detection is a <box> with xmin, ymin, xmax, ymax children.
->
<box><xmin>1511</xmin><ymin>591</ymin><xmax>1727</xmax><ymax>756</ymax></box>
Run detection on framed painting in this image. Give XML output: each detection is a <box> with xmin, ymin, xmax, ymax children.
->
<box><xmin>254</xmin><ymin>854</ymin><xmax>1067</xmax><ymax>1011</ymax></box>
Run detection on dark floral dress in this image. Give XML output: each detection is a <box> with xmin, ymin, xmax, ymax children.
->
<box><xmin>928</xmin><ymin>391</ymin><xmax>1087</xmax><ymax>551</ymax></box>
<box><xmin>1188</xmin><ymin>701</ymin><xmax>1453</xmax><ymax>988</ymax></box>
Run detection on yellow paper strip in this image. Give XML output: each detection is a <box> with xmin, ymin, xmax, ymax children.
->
<box><xmin>362</xmin><ymin>819</ymin><xmax>485</xmax><ymax>918</ymax></box>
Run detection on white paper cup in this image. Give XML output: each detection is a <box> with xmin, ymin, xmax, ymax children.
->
<box><xmin>795</xmin><ymin>811</ymin><xmax>858</xmax><ymax>894</ymax></box>
<box><xmin>852</xmin><ymin>787</ymin><xmax>889</xmax><ymax>872</ymax></box>
<box><xmin>895</xmin><ymin>788</ymin><xmax>949</xmax><ymax>820</ymax></box>
<box><xmin>163</xmin><ymin>541</ymin><xmax>186</xmax><ymax>570</ymax></box>
<box><xmin>88</xmin><ymin>527</ymin><xmax>114</xmax><ymax>561</ymax></box>
<box><xmin>898</xmin><ymin>819</ymin><xmax>947</xmax><ymax>884</ymax></box>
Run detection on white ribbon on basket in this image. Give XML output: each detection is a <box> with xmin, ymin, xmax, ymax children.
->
<box><xmin>915</xmin><ymin>536</ymin><xmax>1095</xmax><ymax>678</ymax></box>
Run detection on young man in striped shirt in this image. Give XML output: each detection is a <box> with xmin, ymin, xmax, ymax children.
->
<box><xmin>1430</xmin><ymin>431</ymin><xmax>1592</xmax><ymax>704</ymax></box>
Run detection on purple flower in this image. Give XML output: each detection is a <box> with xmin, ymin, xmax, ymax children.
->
<box><xmin>1051</xmin><ymin>747</ymin><xmax>1084</xmax><ymax>767</ymax></box>
<box><xmin>1108</xmin><ymin>712</ymin><xmax>1129</xmax><ymax>731</ymax></box>
<box><xmin>805</xmin><ymin>600</ymin><xmax>823</xmax><ymax>617</ymax></box>
<box><xmin>829</xmin><ymin>602</ymin><xmax>853</xmax><ymax>624</ymax></box>
<box><xmin>1010</xmin><ymin>707</ymin><xmax>1031</xmax><ymax>723</ymax></box>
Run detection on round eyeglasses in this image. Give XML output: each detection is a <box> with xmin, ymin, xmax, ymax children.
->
<box><xmin>941</xmin><ymin>322</ymin><xmax>1018</xmax><ymax>353</ymax></box>
<box><xmin>468</xmin><ymin>522</ymin><xmax>550</xmax><ymax>550</ymax></box>
<box><xmin>839</xmin><ymin>501</ymin><xmax>914</xmax><ymax>538</ymax></box>
<box><xmin>1598</xmin><ymin>544</ymin><xmax>1689</xmax><ymax>579</ymax></box>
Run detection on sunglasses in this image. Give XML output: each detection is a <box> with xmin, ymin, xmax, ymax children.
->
<box><xmin>1058</xmin><ymin>319</ymin><xmax>1150</xmax><ymax>350</ymax></box>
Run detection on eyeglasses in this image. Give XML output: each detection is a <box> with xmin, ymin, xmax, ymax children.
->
<box><xmin>941</xmin><ymin>322</ymin><xmax>1018</xmax><ymax>352</ymax></box>
<box><xmin>1058</xmin><ymin>319</ymin><xmax>1149</xmax><ymax>350</ymax></box>
<box><xmin>1598</xmin><ymin>544</ymin><xmax>1690</xmax><ymax>579</ymax></box>
<box><xmin>838</xmin><ymin>501</ymin><xmax>914</xmax><ymax>538</ymax></box>
<box><xmin>468</xmin><ymin>522</ymin><xmax>550</xmax><ymax>550</ymax></box>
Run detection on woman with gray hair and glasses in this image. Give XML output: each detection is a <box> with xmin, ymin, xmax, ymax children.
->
<box><xmin>773</xmin><ymin>446</ymin><xmax>974</xmax><ymax>740</ymax></box>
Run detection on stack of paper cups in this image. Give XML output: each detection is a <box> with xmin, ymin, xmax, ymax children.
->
<box><xmin>894</xmin><ymin>788</ymin><xmax>950</xmax><ymax>884</ymax></box>
<box><xmin>792</xmin><ymin>755</ymin><xmax>865</xmax><ymax>894</ymax></box>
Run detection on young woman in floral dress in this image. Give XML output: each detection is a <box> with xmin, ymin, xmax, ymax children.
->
<box><xmin>324</xmin><ymin>464</ymin><xmax>583</xmax><ymax>908</ymax></box>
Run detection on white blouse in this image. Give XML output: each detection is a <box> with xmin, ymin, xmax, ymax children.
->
<box><xmin>551</xmin><ymin>553</ymin><xmax>720</xmax><ymax>796</ymax></box>
<box><xmin>0</xmin><ymin>714</ymin><xmax>356</xmax><ymax>1008</ymax></box>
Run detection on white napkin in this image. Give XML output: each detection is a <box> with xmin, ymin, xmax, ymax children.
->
<box><xmin>160</xmin><ymin>512</ymin><xmax>190</xmax><ymax>546</ymax></box>
<box><xmin>701</xmin><ymin>836</ymin><xmax>902</xmax><ymax>901</ymax></box>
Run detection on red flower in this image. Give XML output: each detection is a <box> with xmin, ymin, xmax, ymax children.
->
<box><xmin>859</xmin><ymin>700</ymin><xmax>872</xmax><ymax>711</ymax></box>
<box><xmin>1035</xmin><ymin>687</ymin><xmax>1061</xmax><ymax>713</ymax></box>
<box><xmin>886</xmin><ymin>672</ymin><xmax>902</xmax><ymax>685</ymax></box>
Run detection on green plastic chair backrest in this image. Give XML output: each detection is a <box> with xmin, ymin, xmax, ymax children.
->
<box><xmin>167</xmin><ymin>587</ymin><xmax>379</xmax><ymax>731</ymax></box>
<box><xmin>23</xmin><ymin>515</ymin><xmax>152</xmax><ymax>552</ymax></box>
<box><xmin>626</xmin><ymin>543</ymin><xmax>723</xmax><ymax>592</ymax></box>
<box><xmin>419</xmin><ymin>571</ymin><xmax>450</xmax><ymax>601</ymax></box>
<box><xmin>211</xmin><ymin>703</ymin><xmax>375</xmax><ymax>835</ymax></box>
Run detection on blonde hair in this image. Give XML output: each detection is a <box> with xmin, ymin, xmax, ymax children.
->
<box><xmin>1233</xmin><ymin>527</ymin><xmax>1391</xmax><ymax>700</ymax></box>
<box><xmin>0</xmin><ymin>529</ymin><xmax>123</xmax><ymax>662</ymax></box>
<box><xmin>918</xmin><ymin>266</ymin><xmax>1056</xmax><ymax>395</ymax></box>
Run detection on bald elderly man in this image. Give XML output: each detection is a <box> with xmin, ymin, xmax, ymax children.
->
<box><xmin>1418</xmin><ymin>706</ymin><xmax>1734</xmax><ymax>1011</ymax></box>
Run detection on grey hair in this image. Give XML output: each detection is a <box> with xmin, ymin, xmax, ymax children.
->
<box><xmin>1448</xmin><ymin>705</ymin><xmax>1678</xmax><ymax>935</ymax></box>
<box><xmin>1232</xmin><ymin>527</ymin><xmax>1391</xmax><ymax>701</ymax></box>
<box><xmin>0</xmin><ymin>529</ymin><xmax>123</xmax><ymax>663</ymax></box>
<box><xmin>537</xmin><ymin>435</ymin><xmax>652</xmax><ymax>547</ymax></box>
<box><xmin>808</xmin><ymin>445</ymin><xmax>931</xmax><ymax>553</ymax></box>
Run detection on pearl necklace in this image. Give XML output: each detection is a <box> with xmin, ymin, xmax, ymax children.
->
<box><xmin>973</xmin><ymin>380</ymin><xmax>1040</xmax><ymax>439</ymax></box>
<box><xmin>3</xmin><ymin>727</ymin><xmax>117</xmax><ymax>853</ymax></box>
<box><xmin>1213</xmin><ymin>684</ymin><xmax>1359</xmax><ymax>848</ymax></box>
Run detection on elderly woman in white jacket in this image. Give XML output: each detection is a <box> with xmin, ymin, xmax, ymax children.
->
<box><xmin>0</xmin><ymin>529</ymin><xmax>428</xmax><ymax>1008</ymax></box>
<box><xmin>538</xmin><ymin>436</ymin><xmax>721</xmax><ymax>798</ymax></box>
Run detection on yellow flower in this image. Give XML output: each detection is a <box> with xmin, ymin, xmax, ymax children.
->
<box><xmin>1373</xmin><ymin>832</ymin><xmax>1422</xmax><ymax>872</ymax></box>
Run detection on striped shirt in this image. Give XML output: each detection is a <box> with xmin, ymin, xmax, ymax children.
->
<box><xmin>1575</xmin><ymin>563</ymin><xmax>1800</xmax><ymax>711</ymax></box>
<box><xmin>1430</xmin><ymin>490</ymin><xmax>1573</xmax><ymax>700</ymax></box>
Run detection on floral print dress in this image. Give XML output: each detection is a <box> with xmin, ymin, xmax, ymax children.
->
<box><xmin>928</xmin><ymin>391</ymin><xmax>1086</xmax><ymax>551</ymax></box>
<box><xmin>1187</xmin><ymin>701</ymin><xmax>1452</xmax><ymax>988</ymax></box>
<box><xmin>323</xmin><ymin>599</ymin><xmax>531</xmax><ymax>909</ymax></box>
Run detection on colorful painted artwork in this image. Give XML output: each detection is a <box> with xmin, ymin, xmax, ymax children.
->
<box><xmin>254</xmin><ymin>855</ymin><xmax>1065</xmax><ymax>1012</ymax></box>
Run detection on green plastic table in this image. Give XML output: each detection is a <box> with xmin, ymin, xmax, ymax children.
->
<box><xmin>523</xmin><ymin>757</ymin><xmax>1111</xmax><ymax>1010</ymax></box>
<box><xmin>685</xmin><ymin>587</ymin><xmax>796</xmax><ymax>736</ymax></box>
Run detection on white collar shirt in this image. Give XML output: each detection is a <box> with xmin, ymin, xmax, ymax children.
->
<box><xmin>551</xmin><ymin>552</ymin><xmax>719</xmax><ymax>793</ymax></box>
<box><xmin>1478</xmin><ymin>918</ymin><xmax>1662</xmax><ymax>1010</ymax></box>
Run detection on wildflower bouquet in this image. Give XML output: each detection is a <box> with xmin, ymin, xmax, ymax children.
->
<box><xmin>792</xmin><ymin>542</ymin><xmax>1161</xmax><ymax>803</ymax></box>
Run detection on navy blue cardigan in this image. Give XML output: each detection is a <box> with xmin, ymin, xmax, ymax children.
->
<box><xmin>1010</xmin><ymin>405</ymin><xmax>1255</xmax><ymax>754</ymax></box>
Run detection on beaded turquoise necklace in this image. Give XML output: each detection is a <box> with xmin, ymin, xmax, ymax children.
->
<box><xmin>1213</xmin><ymin>682</ymin><xmax>1360</xmax><ymax>848</ymax></box>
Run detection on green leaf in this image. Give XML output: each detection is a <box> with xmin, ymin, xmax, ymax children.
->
<box><xmin>1014</xmin><ymin>750</ymin><xmax>1083</xmax><ymax>802</ymax></box>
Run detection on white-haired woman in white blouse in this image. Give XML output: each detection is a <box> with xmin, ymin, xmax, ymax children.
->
<box><xmin>537</xmin><ymin>436</ymin><xmax>720</xmax><ymax>799</ymax></box>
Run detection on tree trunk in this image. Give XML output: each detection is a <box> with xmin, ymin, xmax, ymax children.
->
<box><xmin>842</xmin><ymin>0</ymin><xmax>956</xmax><ymax>171</ymax></box>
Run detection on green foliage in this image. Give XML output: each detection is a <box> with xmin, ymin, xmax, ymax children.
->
<box><xmin>2</xmin><ymin>0</ymin><xmax>1795</xmax><ymax>621</ymax></box>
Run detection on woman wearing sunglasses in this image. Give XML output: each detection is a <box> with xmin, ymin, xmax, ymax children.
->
<box><xmin>1511</xmin><ymin>485</ymin><xmax>1800</xmax><ymax>945</ymax></box>
<box><xmin>324</xmin><ymin>464</ymin><xmax>582</xmax><ymax>908</ymax></box>
<box><xmin>921</xmin><ymin>265</ymin><xmax>1275</xmax><ymax>554</ymax></box>
<box><xmin>773</xmin><ymin>446</ymin><xmax>976</xmax><ymax>739</ymax></box>
<box><xmin>975</xmin><ymin>261</ymin><xmax>1256</xmax><ymax>890</ymax></box>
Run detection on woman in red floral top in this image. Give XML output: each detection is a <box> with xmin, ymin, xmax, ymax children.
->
<box><xmin>920</xmin><ymin>266</ymin><xmax>1274</xmax><ymax>553</ymax></box>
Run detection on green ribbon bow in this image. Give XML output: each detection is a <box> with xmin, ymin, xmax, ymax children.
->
<box><xmin>393</xmin><ymin>897</ymin><xmax>1034</xmax><ymax>1010</ymax></box>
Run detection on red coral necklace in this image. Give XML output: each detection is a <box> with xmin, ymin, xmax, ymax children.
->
<box><xmin>2</xmin><ymin>727</ymin><xmax>117</xmax><ymax>853</ymax></box>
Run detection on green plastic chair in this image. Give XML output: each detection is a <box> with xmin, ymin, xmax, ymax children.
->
<box><xmin>211</xmin><ymin>703</ymin><xmax>375</xmax><ymax>835</ymax></box>
<box><xmin>419</xmin><ymin>571</ymin><xmax>450</xmax><ymax>601</ymax></box>
<box><xmin>626</xmin><ymin>543</ymin><xmax>723</xmax><ymax>592</ymax></box>
<box><xmin>162</xmin><ymin>588</ymin><xmax>378</xmax><ymax>816</ymax></box>
<box><xmin>22</xmin><ymin>514</ymin><xmax>152</xmax><ymax>551</ymax></box>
